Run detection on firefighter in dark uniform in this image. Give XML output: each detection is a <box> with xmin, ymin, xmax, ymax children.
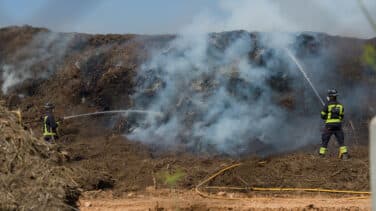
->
<box><xmin>42</xmin><ymin>103</ymin><xmax>60</xmax><ymax>142</ymax></box>
<box><xmin>319</xmin><ymin>89</ymin><xmax>348</xmax><ymax>159</ymax></box>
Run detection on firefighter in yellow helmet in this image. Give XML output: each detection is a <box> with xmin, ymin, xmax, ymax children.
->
<box><xmin>42</xmin><ymin>103</ymin><xmax>60</xmax><ymax>142</ymax></box>
<box><xmin>319</xmin><ymin>89</ymin><xmax>348</xmax><ymax>159</ymax></box>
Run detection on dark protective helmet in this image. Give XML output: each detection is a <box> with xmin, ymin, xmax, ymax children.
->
<box><xmin>327</xmin><ymin>89</ymin><xmax>338</xmax><ymax>97</ymax></box>
<box><xmin>44</xmin><ymin>102</ymin><xmax>55</xmax><ymax>110</ymax></box>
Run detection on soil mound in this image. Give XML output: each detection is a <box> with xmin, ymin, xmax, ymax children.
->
<box><xmin>0</xmin><ymin>105</ymin><xmax>79</xmax><ymax>210</ymax></box>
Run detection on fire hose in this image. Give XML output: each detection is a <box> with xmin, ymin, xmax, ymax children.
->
<box><xmin>195</xmin><ymin>163</ymin><xmax>371</xmax><ymax>200</ymax></box>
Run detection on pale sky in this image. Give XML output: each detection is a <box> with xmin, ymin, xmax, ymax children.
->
<box><xmin>0</xmin><ymin>0</ymin><xmax>375</xmax><ymax>38</ymax></box>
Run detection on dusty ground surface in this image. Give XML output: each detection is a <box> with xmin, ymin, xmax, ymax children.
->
<box><xmin>78</xmin><ymin>189</ymin><xmax>371</xmax><ymax>211</ymax></box>
<box><xmin>61</xmin><ymin>129</ymin><xmax>370</xmax><ymax>195</ymax></box>
<box><xmin>65</xmin><ymin>128</ymin><xmax>370</xmax><ymax>210</ymax></box>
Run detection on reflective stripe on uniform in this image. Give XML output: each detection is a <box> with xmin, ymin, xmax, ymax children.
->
<box><xmin>325</xmin><ymin>104</ymin><xmax>343</xmax><ymax>124</ymax></box>
<box><xmin>339</xmin><ymin>146</ymin><xmax>348</xmax><ymax>154</ymax></box>
<box><xmin>326</xmin><ymin>119</ymin><xmax>342</xmax><ymax>123</ymax></box>
<box><xmin>43</xmin><ymin>116</ymin><xmax>56</xmax><ymax>136</ymax></box>
<box><xmin>319</xmin><ymin>147</ymin><xmax>327</xmax><ymax>155</ymax></box>
<box><xmin>338</xmin><ymin>146</ymin><xmax>348</xmax><ymax>158</ymax></box>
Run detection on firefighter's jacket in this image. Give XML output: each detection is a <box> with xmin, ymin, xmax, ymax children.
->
<box><xmin>320</xmin><ymin>100</ymin><xmax>344</xmax><ymax>125</ymax></box>
<box><xmin>43</xmin><ymin>113</ymin><xmax>59</xmax><ymax>137</ymax></box>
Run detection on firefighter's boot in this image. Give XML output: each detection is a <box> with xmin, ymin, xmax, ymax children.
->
<box><xmin>319</xmin><ymin>147</ymin><xmax>327</xmax><ymax>157</ymax></box>
<box><xmin>338</xmin><ymin>146</ymin><xmax>349</xmax><ymax>160</ymax></box>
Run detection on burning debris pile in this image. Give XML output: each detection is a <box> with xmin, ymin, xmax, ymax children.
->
<box><xmin>0</xmin><ymin>105</ymin><xmax>80</xmax><ymax>210</ymax></box>
<box><xmin>128</xmin><ymin>31</ymin><xmax>340</xmax><ymax>155</ymax></box>
<box><xmin>0</xmin><ymin>26</ymin><xmax>375</xmax><ymax>157</ymax></box>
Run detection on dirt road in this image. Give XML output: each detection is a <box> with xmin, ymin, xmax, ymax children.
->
<box><xmin>79</xmin><ymin>190</ymin><xmax>371</xmax><ymax>211</ymax></box>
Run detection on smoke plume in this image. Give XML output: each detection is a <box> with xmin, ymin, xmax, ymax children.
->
<box><xmin>0</xmin><ymin>31</ymin><xmax>73</xmax><ymax>93</ymax></box>
<box><xmin>128</xmin><ymin>31</ymin><xmax>327</xmax><ymax>155</ymax></box>
<box><xmin>128</xmin><ymin>0</ymin><xmax>375</xmax><ymax>155</ymax></box>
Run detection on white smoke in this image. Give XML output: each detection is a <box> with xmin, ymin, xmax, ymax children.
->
<box><xmin>128</xmin><ymin>28</ymin><xmax>326</xmax><ymax>155</ymax></box>
<box><xmin>1</xmin><ymin>64</ymin><xmax>24</xmax><ymax>94</ymax></box>
<box><xmin>1</xmin><ymin>31</ymin><xmax>73</xmax><ymax>93</ymax></box>
<box><xmin>180</xmin><ymin>0</ymin><xmax>376</xmax><ymax>38</ymax></box>
<box><xmin>127</xmin><ymin>0</ymin><xmax>369</xmax><ymax>155</ymax></box>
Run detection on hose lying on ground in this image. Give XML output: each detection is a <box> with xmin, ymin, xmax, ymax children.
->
<box><xmin>195</xmin><ymin>163</ymin><xmax>371</xmax><ymax>200</ymax></box>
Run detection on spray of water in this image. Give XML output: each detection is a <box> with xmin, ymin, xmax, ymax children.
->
<box><xmin>285</xmin><ymin>48</ymin><xmax>325</xmax><ymax>106</ymax></box>
<box><xmin>63</xmin><ymin>110</ymin><xmax>163</xmax><ymax>120</ymax></box>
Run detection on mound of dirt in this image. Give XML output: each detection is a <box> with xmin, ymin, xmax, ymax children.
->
<box><xmin>0</xmin><ymin>105</ymin><xmax>80</xmax><ymax>210</ymax></box>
